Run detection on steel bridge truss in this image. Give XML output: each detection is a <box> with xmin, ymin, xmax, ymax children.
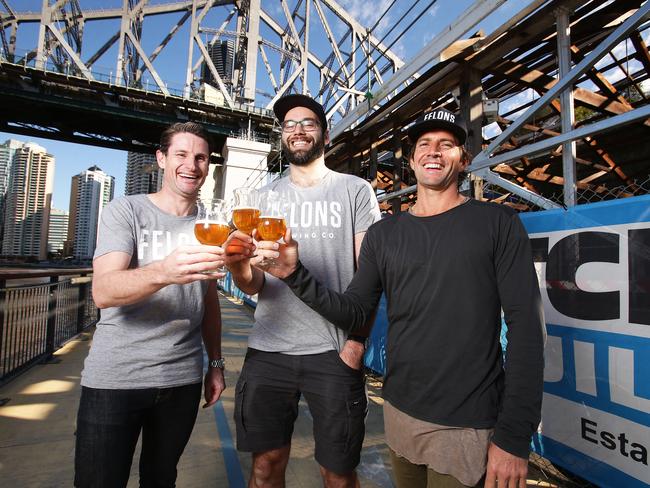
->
<box><xmin>324</xmin><ymin>0</ymin><xmax>650</xmax><ymax>213</ymax></box>
<box><xmin>0</xmin><ymin>0</ymin><xmax>404</xmax><ymax>120</ymax></box>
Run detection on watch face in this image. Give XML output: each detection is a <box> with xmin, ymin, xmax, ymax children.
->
<box><xmin>210</xmin><ymin>358</ymin><xmax>225</xmax><ymax>369</ymax></box>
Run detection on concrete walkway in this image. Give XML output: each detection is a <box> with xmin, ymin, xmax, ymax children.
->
<box><xmin>0</xmin><ymin>292</ymin><xmax>395</xmax><ymax>487</ymax></box>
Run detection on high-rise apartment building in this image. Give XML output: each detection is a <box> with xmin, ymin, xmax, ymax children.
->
<box><xmin>1</xmin><ymin>140</ymin><xmax>54</xmax><ymax>260</ymax></box>
<box><xmin>67</xmin><ymin>165</ymin><xmax>114</xmax><ymax>260</ymax></box>
<box><xmin>201</xmin><ymin>40</ymin><xmax>234</xmax><ymax>88</ymax></box>
<box><xmin>48</xmin><ymin>208</ymin><xmax>69</xmax><ymax>255</ymax></box>
<box><xmin>0</xmin><ymin>139</ymin><xmax>24</xmax><ymax>248</ymax></box>
<box><xmin>125</xmin><ymin>151</ymin><xmax>162</xmax><ymax>195</ymax></box>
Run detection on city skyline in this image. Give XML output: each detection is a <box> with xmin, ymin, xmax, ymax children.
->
<box><xmin>0</xmin><ymin>139</ymin><xmax>55</xmax><ymax>259</ymax></box>
<box><xmin>0</xmin><ymin>132</ymin><xmax>131</xmax><ymax>211</ymax></box>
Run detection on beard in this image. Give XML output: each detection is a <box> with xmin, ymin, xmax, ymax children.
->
<box><xmin>282</xmin><ymin>132</ymin><xmax>325</xmax><ymax>166</ymax></box>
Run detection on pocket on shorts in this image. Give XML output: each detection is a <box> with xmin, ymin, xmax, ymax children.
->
<box><xmin>234</xmin><ymin>377</ymin><xmax>247</xmax><ymax>433</ymax></box>
<box><xmin>329</xmin><ymin>350</ymin><xmax>363</xmax><ymax>375</ymax></box>
<box><xmin>345</xmin><ymin>394</ymin><xmax>368</xmax><ymax>453</ymax></box>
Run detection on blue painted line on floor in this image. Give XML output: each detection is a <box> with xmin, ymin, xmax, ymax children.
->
<box><xmin>213</xmin><ymin>400</ymin><xmax>246</xmax><ymax>488</ymax></box>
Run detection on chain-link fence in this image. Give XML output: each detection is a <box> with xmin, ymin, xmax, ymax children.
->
<box><xmin>549</xmin><ymin>175</ymin><xmax>650</xmax><ymax>207</ymax></box>
<box><xmin>478</xmin><ymin>174</ymin><xmax>650</xmax><ymax>212</ymax></box>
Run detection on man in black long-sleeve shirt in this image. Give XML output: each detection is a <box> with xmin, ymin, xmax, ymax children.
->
<box><xmin>248</xmin><ymin>108</ymin><xmax>545</xmax><ymax>488</ymax></box>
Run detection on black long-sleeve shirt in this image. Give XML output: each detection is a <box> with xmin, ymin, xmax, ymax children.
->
<box><xmin>283</xmin><ymin>199</ymin><xmax>544</xmax><ymax>458</ymax></box>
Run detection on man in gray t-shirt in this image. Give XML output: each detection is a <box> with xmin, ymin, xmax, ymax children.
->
<box><xmin>74</xmin><ymin>122</ymin><xmax>227</xmax><ymax>488</ymax></box>
<box><xmin>226</xmin><ymin>94</ymin><xmax>380</xmax><ymax>487</ymax></box>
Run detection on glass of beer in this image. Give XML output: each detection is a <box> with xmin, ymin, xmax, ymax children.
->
<box><xmin>194</xmin><ymin>198</ymin><xmax>230</xmax><ymax>272</ymax></box>
<box><xmin>256</xmin><ymin>191</ymin><xmax>288</xmax><ymax>266</ymax></box>
<box><xmin>232</xmin><ymin>187</ymin><xmax>260</xmax><ymax>235</ymax></box>
<box><xmin>257</xmin><ymin>191</ymin><xmax>287</xmax><ymax>242</ymax></box>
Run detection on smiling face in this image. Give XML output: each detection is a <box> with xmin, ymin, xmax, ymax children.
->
<box><xmin>409</xmin><ymin>129</ymin><xmax>468</xmax><ymax>192</ymax></box>
<box><xmin>156</xmin><ymin>131</ymin><xmax>210</xmax><ymax>200</ymax></box>
<box><xmin>280</xmin><ymin>106</ymin><xmax>329</xmax><ymax>166</ymax></box>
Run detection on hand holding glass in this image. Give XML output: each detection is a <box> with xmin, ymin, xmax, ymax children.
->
<box><xmin>194</xmin><ymin>198</ymin><xmax>230</xmax><ymax>273</ymax></box>
<box><xmin>255</xmin><ymin>191</ymin><xmax>288</xmax><ymax>267</ymax></box>
<box><xmin>257</xmin><ymin>191</ymin><xmax>287</xmax><ymax>241</ymax></box>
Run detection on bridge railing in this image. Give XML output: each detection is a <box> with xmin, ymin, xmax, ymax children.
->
<box><xmin>0</xmin><ymin>268</ymin><xmax>98</xmax><ymax>385</ymax></box>
<box><xmin>0</xmin><ymin>47</ymin><xmax>274</xmax><ymax>118</ymax></box>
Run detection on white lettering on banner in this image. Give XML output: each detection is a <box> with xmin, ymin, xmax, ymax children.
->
<box><xmin>543</xmin><ymin>394</ymin><xmax>649</xmax><ymax>480</ymax></box>
<box><xmin>575</xmin><ymin>341</ymin><xmax>597</xmax><ymax>396</ymax></box>
<box><xmin>544</xmin><ymin>336</ymin><xmax>648</xmax><ymax>414</ymax></box>
<box><xmin>609</xmin><ymin>347</ymin><xmax>650</xmax><ymax>412</ymax></box>
<box><xmin>543</xmin><ymin>336</ymin><xmax>564</xmax><ymax>382</ymax></box>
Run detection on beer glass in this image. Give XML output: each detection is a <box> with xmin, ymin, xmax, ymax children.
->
<box><xmin>232</xmin><ymin>187</ymin><xmax>260</xmax><ymax>235</ymax></box>
<box><xmin>257</xmin><ymin>191</ymin><xmax>287</xmax><ymax>241</ymax></box>
<box><xmin>194</xmin><ymin>198</ymin><xmax>230</xmax><ymax>272</ymax></box>
<box><xmin>256</xmin><ymin>191</ymin><xmax>288</xmax><ymax>266</ymax></box>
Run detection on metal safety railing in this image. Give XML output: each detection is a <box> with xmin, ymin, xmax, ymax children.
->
<box><xmin>0</xmin><ymin>47</ymin><xmax>275</xmax><ymax>118</ymax></box>
<box><xmin>0</xmin><ymin>269</ymin><xmax>98</xmax><ymax>385</ymax></box>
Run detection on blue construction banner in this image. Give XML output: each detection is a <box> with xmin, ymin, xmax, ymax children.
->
<box><xmin>364</xmin><ymin>195</ymin><xmax>649</xmax><ymax>487</ymax></box>
<box><xmin>521</xmin><ymin>195</ymin><xmax>650</xmax><ymax>488</ymax></box>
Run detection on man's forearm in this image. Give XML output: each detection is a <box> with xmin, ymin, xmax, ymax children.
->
<box><xmin>282</xmin><ymin>261</ymin><xmax>377</xmax><ymax>333</ymax></box>
<box><xmin>230</xmin><ymin>262</ymin><xmax>264</xmax><ymax>295</ymax></box>
<box><xmin>92</xmin><ymin>261</ymin><xmax>167</xmax><ymax>308</ymax></box>
<box><xmin>202</xmin><ymin>282</ymin><xmax>222</xmax><ymax>359</ymax></box>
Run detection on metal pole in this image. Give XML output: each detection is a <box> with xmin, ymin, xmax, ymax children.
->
<box><xmin>0</xmin><ymin>279</ymin><xmax>5</xmax><ymax>377</ymax></box>
<box><xmin>391</xmin><ymin>135</ymin><xmax>403</xmax><ymax>213</ymax></box>
<box><xmin>76</xmin><ymin>274</ymin><xmax>87</xmax><ymax>334</ymax></box>
<box><xmin>369</xmin><ymin>144</ymin><xmax>378</xmax><ymax>194</ymax></box>
<box><xmin>556</xmin><ymin>6</ymin><xmax>577</xmax><ymax>207</ymax></box>
<box><xmin>45</xmin><ymin>276</ymin><xmax>57</xmax><ymax>361</ymax></box>
<box><xmin>460</xmin><ymin>65</ymin><xmax>484</xmax><ymax>199</ymax></box>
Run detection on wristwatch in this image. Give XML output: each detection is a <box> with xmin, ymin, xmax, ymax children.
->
<box><xmin>209</xmin><ymin>358</ymin><xmax>225</xmax><ymax>369</ymax></box>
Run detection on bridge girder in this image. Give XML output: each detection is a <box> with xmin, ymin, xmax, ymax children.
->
<box><xmin>1</xmin><ymin>0</ymin><xmax>406</xmax><ymax>121</ymax></box>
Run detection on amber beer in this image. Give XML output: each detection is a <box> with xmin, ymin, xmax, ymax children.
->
<box><xmin>233</xmin><ymin>207</ymin><xmax>261</xmax><ymax>234</ymax></box>
<box><xmin>194</xmin><ymin>222</ymin><xmax>230</xmax><ymax>246</ymax></box>
<box><xmin>257</xmin><ymin>216</ymin><xmax>287</xmax><ymax>241</ymax></box>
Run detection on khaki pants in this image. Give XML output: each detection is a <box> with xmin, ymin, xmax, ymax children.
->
<box><xmin>390</xmin><ymin>449</ymin><xmax>484</xmax><ymax>488</ymax></box>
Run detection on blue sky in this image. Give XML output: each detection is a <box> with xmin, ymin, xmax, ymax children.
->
<box><xmin>0</xmin><ymin>133</ymin><xmax>129</xmax><ymax>211</ymax></box>
<box><xmin>1</xmin><ymin>1</ymin><xmax>529</xmax><ymax>211</ymax></box>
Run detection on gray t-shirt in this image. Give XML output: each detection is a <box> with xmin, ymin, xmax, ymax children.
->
<box><xmin>250</xmin><ymin>171</ymin><xmax>380</xmax><ymax>354</ymax></box>
<box><xmin>81</xmin><ymin>194</ymin><xmax>208</xmax><ymax>389</ymax></box>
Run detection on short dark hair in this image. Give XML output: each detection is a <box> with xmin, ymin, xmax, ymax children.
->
<box><xmin>159</xmin><ymin>122</ymin><xmax>211</xmax><ymax>155</ymax></box>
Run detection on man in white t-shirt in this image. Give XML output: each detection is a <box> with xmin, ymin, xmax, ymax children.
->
<box><xmin>226</xmin><ymin>94</ymin><xmax>380</xmax><ymax>488</ymax></box>
<box><xmin>75</xmin><ymin>122</ymin><xmax>227</xmax><ymax>487</ymax></box>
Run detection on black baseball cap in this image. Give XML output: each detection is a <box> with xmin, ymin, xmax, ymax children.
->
<box><xmin>407</xmin><ymin>108</ymin><xmax>467</xmax><ymax>145</ymax></box>
<box><xmin>273</xmin><ymin>94</ymin><xmax>328</xmax><ymax>130</ymax></box>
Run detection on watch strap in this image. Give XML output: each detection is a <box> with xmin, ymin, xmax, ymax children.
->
<box><xmin>209</xmin><ymin>358</ymin><xmax>225</xmax><ymax>369</ymax></box>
